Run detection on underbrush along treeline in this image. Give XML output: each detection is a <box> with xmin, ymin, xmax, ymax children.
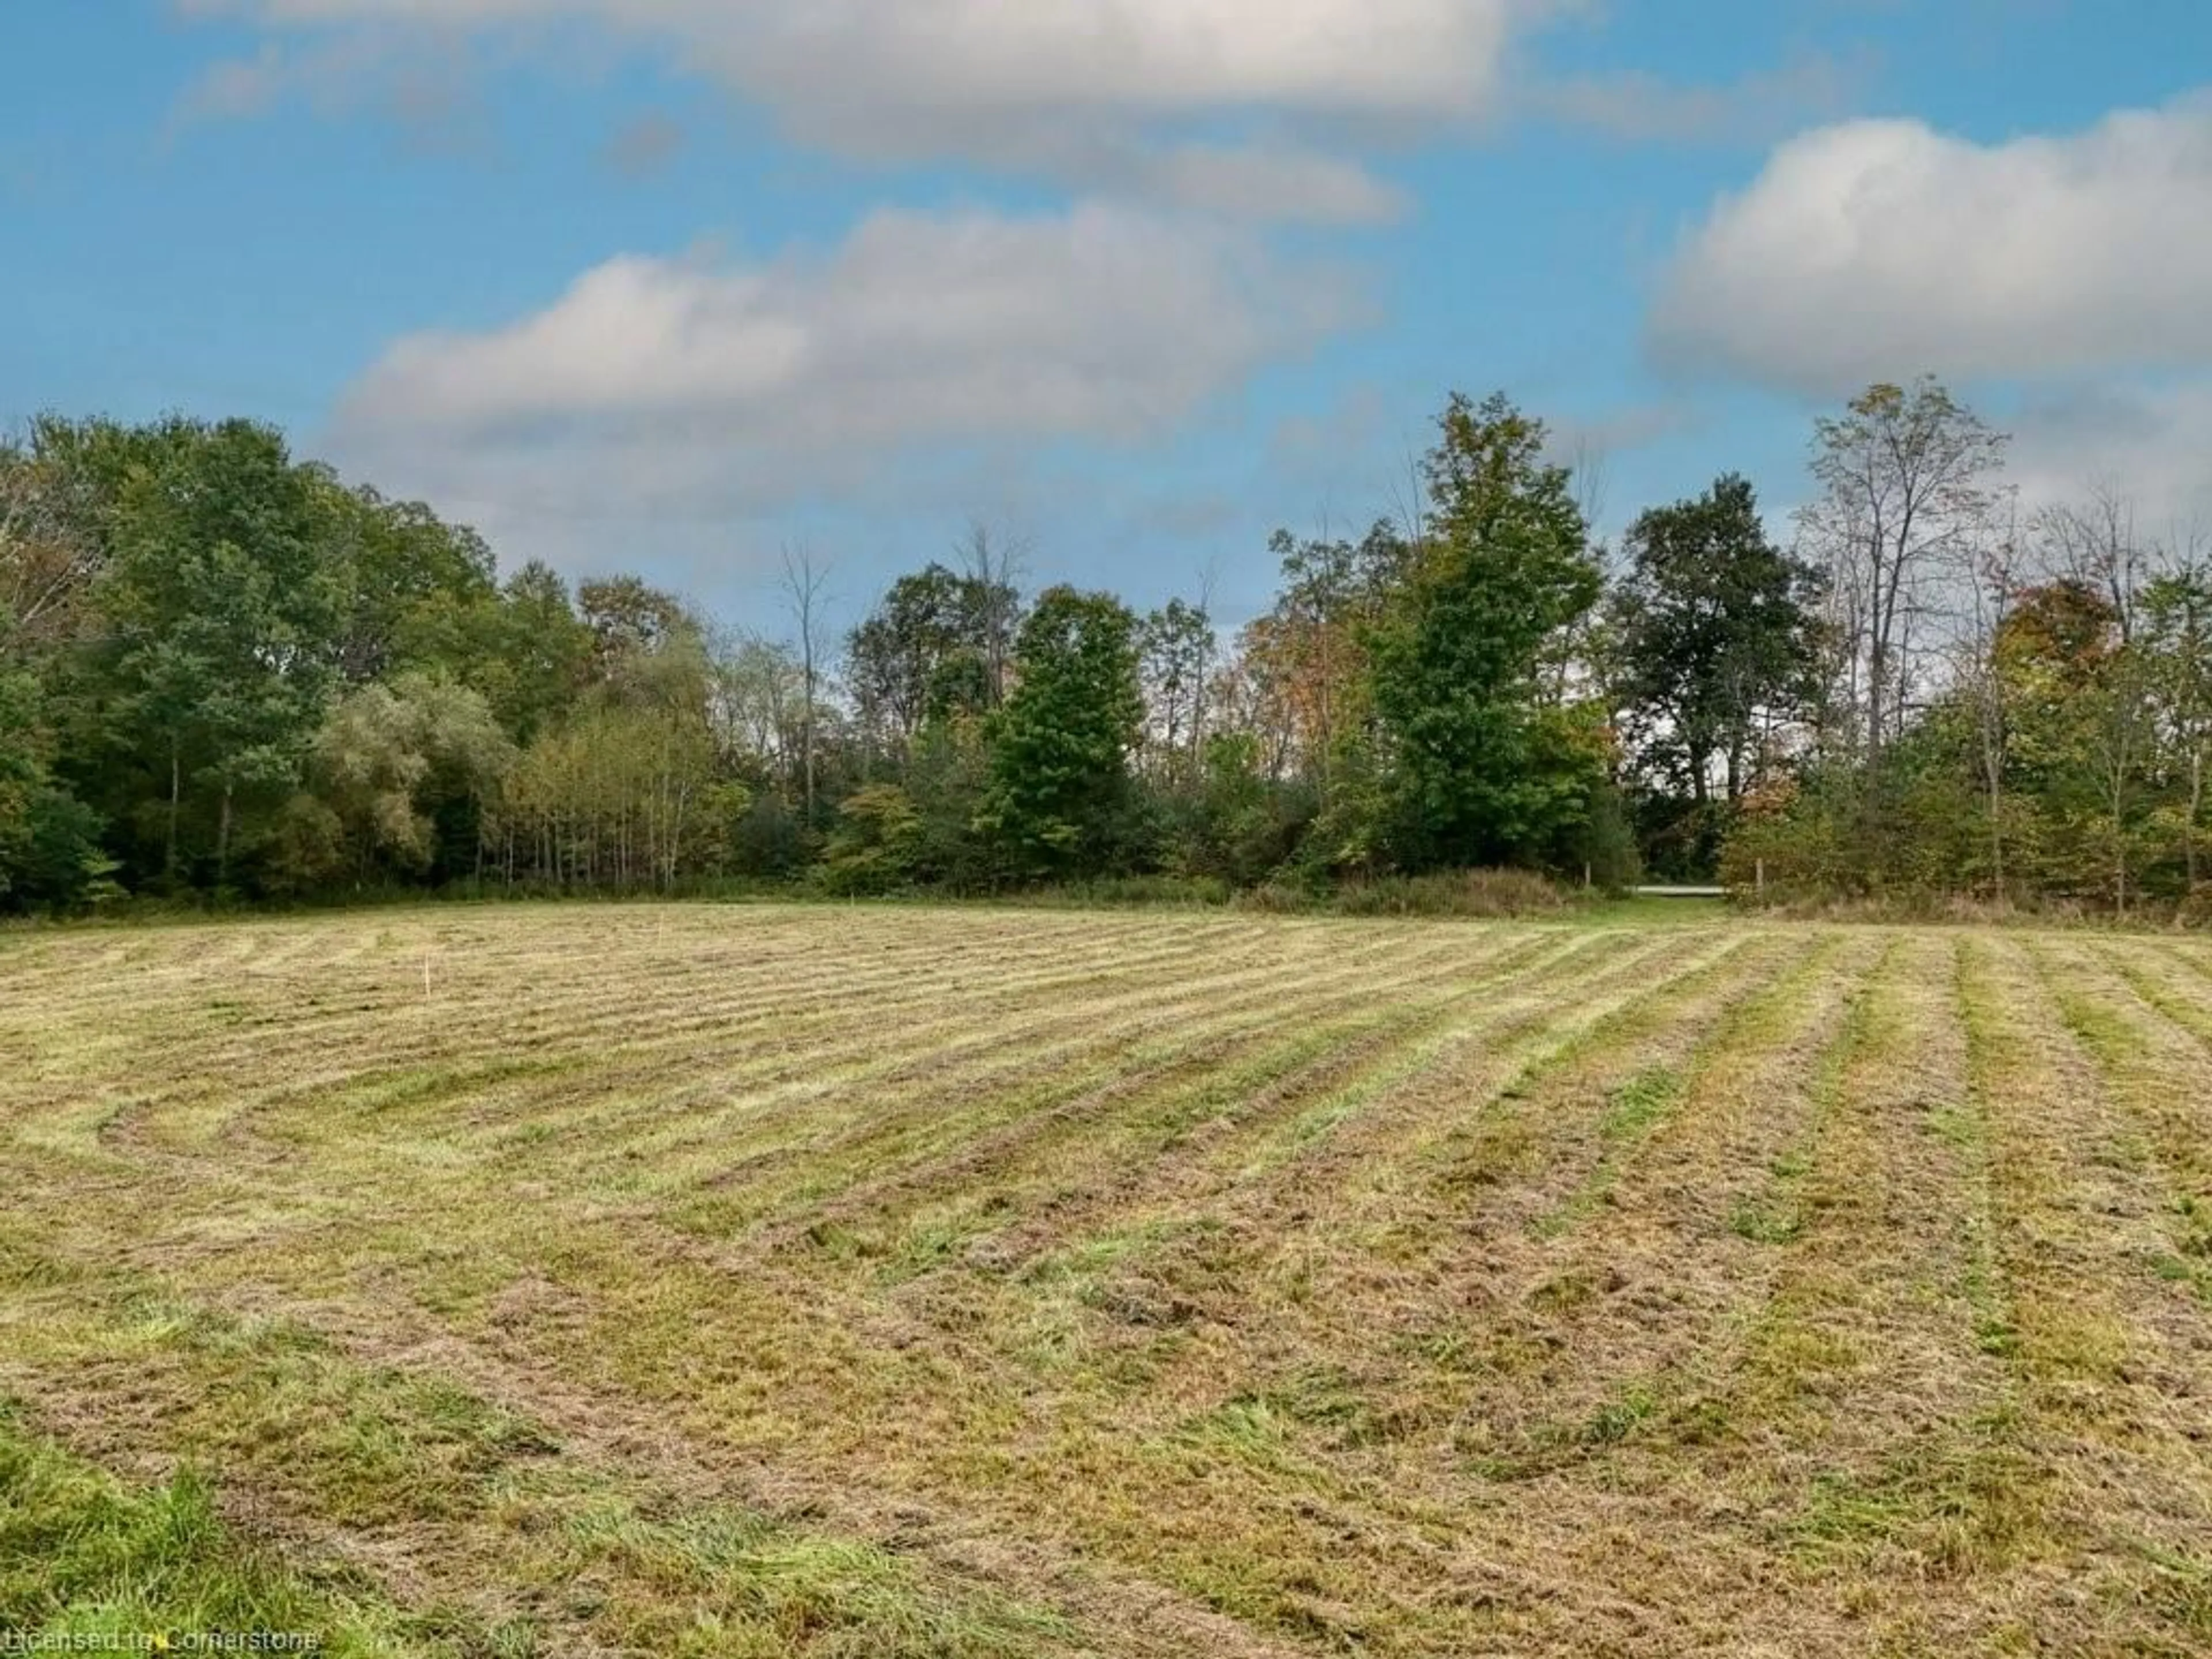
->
<box><xmin>6</xmin><ymin>377</ymin><xmax>2209</xmax><ymax>916</ymax></box>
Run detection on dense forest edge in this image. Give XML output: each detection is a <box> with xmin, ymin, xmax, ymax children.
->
<box><xmin>5</xmin><ymin>378</ymin><xmax>2209</xmax><ymax>922</ymax></box>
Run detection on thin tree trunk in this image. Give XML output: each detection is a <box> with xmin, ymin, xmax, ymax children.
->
<box><xmin>215</xmin><ymin>779</ymin><xmax>234</xmax><ymax>888</ymax></box>
<box><xmin>166</xmin><ymin>745</ymin><xmax>183</xmax><ymax>882</ymax></box>
<box><xmin>1987</xmin><ymin>772</ymin><xmax>2004</xmax><ymax>903</ymax></box>
<box><xmin>2113</xmin><ymin>785</ymin><xmax>2128</xmax><ymax>918</ymax></box>
<box><xmin>2190</xmin><ymin>751</ymin><xmax>2204</xmax><ymax>891</ymax></box>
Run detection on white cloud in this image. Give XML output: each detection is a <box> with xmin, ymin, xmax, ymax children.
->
<box><xmin>179</xmin><ymin>2</ymin><xmax>1887</xmax><ymax>224</ymax></box>
<box><xmin>2008</xmin><ymin>380</ymin><xmax>2212</xmax><ymax>535</ymax></box>
<box><xmin>177</xmin><ymin>0</ymin><xmax>1541</xmax><ymax>219</ymax></box>
<box><xmin>1651</xmin><ymin>97</ymin><xmax>2212</xmax><ymax>392</ymax></box>
<box><xmin>185</xmin><ymin>1</ymin><xmax>1528</xmax><ymax>123</ymax></box>
<box><xmin>327</xmin><ymin>202</ymin><xmax>1365</xmax><ymax>558</ymax></box>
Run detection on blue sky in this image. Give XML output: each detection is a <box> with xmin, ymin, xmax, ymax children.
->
<box><xmin>7</xmin><ymin>2</ymin><xmax>2212</xmax><ymax>633</ymax></box>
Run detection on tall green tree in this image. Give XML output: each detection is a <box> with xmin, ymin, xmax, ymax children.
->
<box><xmin>1368</xmin><ymin>393</ymin><xmax>1605</xmax><ymax>870</ymax></box>
<box><xmin>0</xmin><ymin>626</ymin><xmax>107</xmax><ymax>911</ymax></box>
<box><xmin>314</xmin><ymin>475</ymin><xmax>497</xmax><ymax>685</ymax></box>
<box><xmin>64</xmin><ymin>419</ymin><xmax>340</xmax><ymax>888</ymax></box>
<box><xmin>1612</xmin><ymin>475</ymin><xmax>1822</xmax><ymax>873</ymax></box>
<box><xmin>1138</xmin><ymin>596</ymin><xmax>1215</xmax><ymax>783</ymax></box>
<box><xmin>1615</xmin><ymin>475</ymin><xmax>1820</xmax><ymax>805</ymax></box>
<box><xmin>393</xmin><ymin>560</ymin><xmax>595</xmax><ymax>744</ymax></box>
<box><xmin>847</xmin><ymin>562</ymin><xmax>1022</xmax><ymax>762</ymax></box>
<box><xmin>1980</xmin><ymin>581</ymin><xmax>2130</xmax><ymax>903</ymax></box>
<box><xmin>979</xmin><ymin>586</ymin><xmax>1145</xmax><ymax>876</ymax></box>
<box><xmin>2142</xmin><ymin>566</ymin><xmax>2212</xmax><ymax>889</ymax></box>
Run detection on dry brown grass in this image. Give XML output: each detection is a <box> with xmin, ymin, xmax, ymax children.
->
<box><xmin>2</xmin><ymin>903</ymin><xmax>2209</xmax><ymax>1656</ymax></box>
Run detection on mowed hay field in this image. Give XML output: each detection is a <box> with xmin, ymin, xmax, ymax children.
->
<box><xmin>3</xmin><ymin>907</ymin><xmax>2210</xmax><ymax>1658</ymax></box>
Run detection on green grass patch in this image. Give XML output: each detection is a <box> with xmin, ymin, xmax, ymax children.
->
<box><xmin>0</xmin><ymin>1400</ymin><xmax>413</xmax><ymax>1656</ymax></box>
<box><xmin>1781</xmin><ymin>1423</ymin><xmax>2046</xmax><ymax>1579</ymax></box>
<box><xmin>1531</xmin><ymin>1066</ymin><xmax>1684</xmax><ymax>1238</ymax></box>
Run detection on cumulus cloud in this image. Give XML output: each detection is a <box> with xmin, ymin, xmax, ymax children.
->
<box><xmin>179</xmin><ymin>1</ymin><xmax>1887</xmax><ymax>224</ymax></box>
<box><xmin>185</xmin><ymin>1</ymin><xmax>1528</xmax><ymax>123</ymax></box>
<box><xmin>175</xmin><ymin>0</ymin><xmax>1544</xmax><ymax>220</ymax></box>
<box><xmin>327</xmin><ymin>202</ymin><xmax>1365</xmax><ymax>548</ymax></box>
<box><xmin>1650</xmin><ymin>97</ymin><xmax>2212</xmax><ymax>392</ymax></box>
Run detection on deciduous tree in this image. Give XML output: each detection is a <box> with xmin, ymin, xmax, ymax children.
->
<box><xmin>1369</xmin><ymin>393</ymin><xmax>1605</xmax><ymax>869</ymax></box>
<box><xmin>980</xmin><ymin>586</ymin><xmax>1145</xmax><ymax>876</ymax></box>
<box><xmin>1800</xmin><ymin>378</ymin><xmax>2006</xmax><ymax>762</ymax></box>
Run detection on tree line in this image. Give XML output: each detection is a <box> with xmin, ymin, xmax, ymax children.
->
<box><xmin>3</xmin><ymin>380</ymin><xmax>2207</xmax><ymax>917</ymax></box>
